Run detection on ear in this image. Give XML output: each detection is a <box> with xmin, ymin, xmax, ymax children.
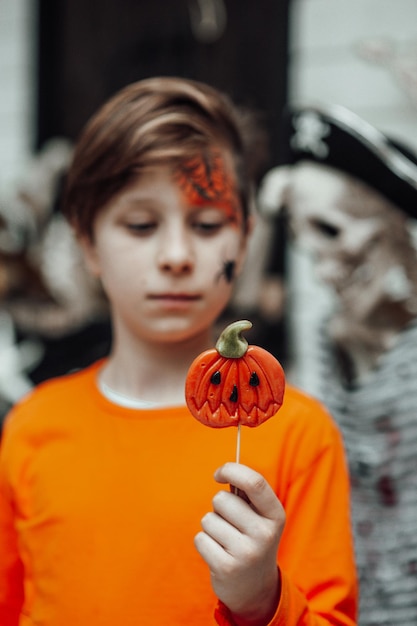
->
<box><xmin>77</xmin><ymin>234</ymin><xmax>102</xmax><ymax>278</ymax></box>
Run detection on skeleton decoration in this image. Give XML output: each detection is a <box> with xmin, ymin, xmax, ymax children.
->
<box><xmin>0</xmin><ymin>139</ymin><xmax>110</xmax><ymax>425</ymax></box>
<box><xmin>289</xmin><ymin>162</ymin><xmax>417</xmax><ymax>379</ymax></box>
<box><xmin>0</xmin><ymin>139</ymin><xmax>108</xmax><ymax>337</ymax></box>
<box><xmin>259</xmin><ymin>105</ymin><xmax>417</xmax><ymax>382</ymax></box>
<box><xmin>258</xmin><ymin>104</ymin><xmax>417</xmax><ymax>625</ymax></box>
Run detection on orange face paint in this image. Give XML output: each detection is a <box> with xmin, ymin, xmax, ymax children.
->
<box><xmin>175</xmin><ymin>151</ymin><xmax>241</xmax><ymax>226</ymax></box>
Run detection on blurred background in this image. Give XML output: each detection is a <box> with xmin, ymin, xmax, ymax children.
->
<box><xmin>1</xmin><ymin>0</ymin><xmax>417</xmax><ymax>420</ymax></box>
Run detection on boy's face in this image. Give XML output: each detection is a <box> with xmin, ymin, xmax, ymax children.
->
<box><xmin>79</xmin><ymin>152</ymin><xmax>248</xmax><ymax>344</ymax></box>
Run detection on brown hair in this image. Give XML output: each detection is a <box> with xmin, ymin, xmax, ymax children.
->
<box><xmin>62</xmin><ymin>76</ymin><xmax>265</xmax><ymax>239</ymax></box>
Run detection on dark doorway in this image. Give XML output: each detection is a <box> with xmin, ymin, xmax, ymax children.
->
<box><xmin>34</xmin><ymin>0</ymin><xmax>290</xmax><ymax>364</ymax></box>
<box><xmin>36</xmin><ymin>0</ymin><xmax>290</xmax><ymax>172</ymax></box>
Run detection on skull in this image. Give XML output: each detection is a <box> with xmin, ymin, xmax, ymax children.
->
<box><xmin>287</xmin><ymin>161</ymin><xmax>416</xmax><ymax>323</ymax></box>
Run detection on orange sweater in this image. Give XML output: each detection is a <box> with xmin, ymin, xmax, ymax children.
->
<box><xmin>0</xmin><ymin>360</ymin><xmax>357</xmax><ymax>625</ymax></box>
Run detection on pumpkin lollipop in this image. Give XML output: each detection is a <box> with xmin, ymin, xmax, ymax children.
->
<box><xmin>185</xmin><ymin>319</ymin><xmax>285</xmax><ymax>462</ymax></box>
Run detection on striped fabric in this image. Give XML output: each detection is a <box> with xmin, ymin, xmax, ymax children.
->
<box><xmin>317</xmin><ymin>318</ymin><xmax>417</xmax><ymax>626</ymax></box>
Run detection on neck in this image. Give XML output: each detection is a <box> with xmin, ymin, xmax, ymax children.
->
<box><xmin>101</xmin><ymin>327</ymin><xmax>214</xmax><ymax>405</ymax></box>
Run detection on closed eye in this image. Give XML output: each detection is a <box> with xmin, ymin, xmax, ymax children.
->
<box><xmin>192</xmin><ymin>221</ymin><xmax>224</xmax><ymax>235</ymax></box>
<box><xmin>126</xmin><ymin>222</ymin><xmax>157</xmax><ymax>235</ymax></box>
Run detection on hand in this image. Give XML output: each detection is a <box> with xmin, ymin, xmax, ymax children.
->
<box><xmin>195</xmin><ymin>462</ymin><xmax>285</xmax><ymax>625</ymax></box>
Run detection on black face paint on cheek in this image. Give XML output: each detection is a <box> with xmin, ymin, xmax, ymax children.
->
<box><xmin>215</xmin><ymin>260</ymin><xmax>236</xmax><ymax>284</ymax></box>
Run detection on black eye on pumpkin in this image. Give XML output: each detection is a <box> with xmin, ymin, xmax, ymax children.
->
<box><xmin>249</xmin><ymin>372</ymin><xmax>260</xmax><ymax>386</ymax></box>
<box><xmin>210</xmin><ymin>371</ymin><xmax>221</xmax><ymax>384</ymax></box>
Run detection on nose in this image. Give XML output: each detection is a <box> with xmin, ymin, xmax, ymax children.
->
<box><xmin>341</xmin><ymin>218</ymin><xmax>382</xmax><ymax>258</ymax></box>
<box><xmin>157</xmin><ymin>225</ymin><xmax>194</xmax><ymax>275</ymax></box>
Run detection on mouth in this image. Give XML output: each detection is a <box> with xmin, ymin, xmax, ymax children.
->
<box><xmin>147</xmin><ymin>293</ymin><xmax>202</xmax><ymax>310</ymax></box>
<box><xmin>318</xmin><ymin>262</ymin><xmax>372</xmax><ymax>293</ymax></box>
<box><xmin>148</xmin><ymin>293</ymin><xmax>201</xmax><ymax>301</ymax></box>
<box><xmin>337</xmin><ymin>265</ymin><xmax>374</xmax><ymax>294</ymax></box>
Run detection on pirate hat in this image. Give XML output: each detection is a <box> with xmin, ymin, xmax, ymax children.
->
<box><xmin>282</xmin><ymin>104</ymin><xmax>417</xmax><ymax>219</ymax></box>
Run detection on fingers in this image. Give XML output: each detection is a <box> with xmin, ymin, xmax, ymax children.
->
<box><xmin>194</xmin><ymin>526</ymin><xmax>232</xmax><ymax>571</ymax></box>
<box><xmin>210</xmin><ymin>489</ymin><xmax>260</xmax><ymax>537</ymax></box>
<box><xmin>195</xmin><ymin>464</ymin><xmax>284</xmax><ymax>621</ymax></box>
<box><xmin>194</xmin><ymin>498</ymin><xmax>275</xmax><ymax>572</ymax></box>
<box><xmin>194</xmin><ymin>504</ymin><xmax>243</xmax><ymax>571</ymax></box>
<box><xmin>214</xmin><ymin>462</ymin><xmax>285</xmax><ymax>522</ymax></box>
<box><xmin>201</xmin><ymin>505</ymin><xmax>240</xmax><ymax>551</ymax></box>
<box><xmin>194</xmin><ymin>463</ymin><xmax>285</xmax><ymax>562</ymax></box>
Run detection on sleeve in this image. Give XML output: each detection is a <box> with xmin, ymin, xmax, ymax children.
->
<box><xmin>0</xmin><ymin>421</ymin><xmax>25</xmax><ymax>626</ymax></box>
<box><xmin>214</xmin><ymin>408</ymin><xmax>358</xmax><ymax>626</ymax></box>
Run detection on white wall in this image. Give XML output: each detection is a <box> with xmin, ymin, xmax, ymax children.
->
<box><xmin>0</xmin><ymin>0</ymin><xmax>35</xmax><ymax>194</ymax></box>
<box><xmin>287</xmin><ymin>0</ymin><xmax>417</xmax><ymax>393</ymax></box>
<box><xmin>290</xmin><ymin>0</ymin><xmax>417</xmax><ymax>144</ymax></box>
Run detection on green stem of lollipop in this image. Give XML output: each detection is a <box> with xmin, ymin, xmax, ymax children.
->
<box><xmin>215</xmin><ymin>319</ymin><xmax>252</xmax><ymax>358</ymax></box>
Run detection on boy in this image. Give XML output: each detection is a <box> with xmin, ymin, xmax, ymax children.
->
<box><xmin>0</xmin><ymin>77</ymin><xmax>357</xmax><ymax>625</ymax></box>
